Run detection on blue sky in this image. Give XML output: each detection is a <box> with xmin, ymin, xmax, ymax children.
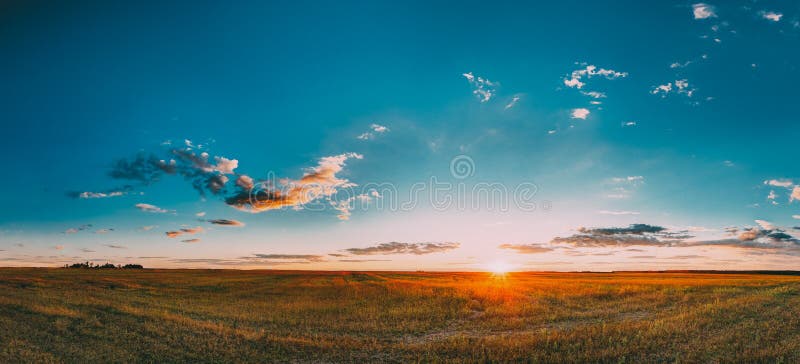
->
<box><xmin>1</xmin><ymin>1</ymin><xmax>799</xmax><ymax>270</ymax></box>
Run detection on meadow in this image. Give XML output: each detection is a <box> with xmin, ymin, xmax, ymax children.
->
<box><xmin>1</xmin><ymin>268</ymin><xmax>799</xmax><ymax>363</ymax></box>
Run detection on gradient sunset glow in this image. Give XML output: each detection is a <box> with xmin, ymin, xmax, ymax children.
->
<box><xmin>1</xmin><ymin>1</ymin><xmax>799</xmax><ymax>271</ymax></box>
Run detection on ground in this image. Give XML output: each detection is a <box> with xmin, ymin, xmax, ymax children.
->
<box><xmin>1</xmin><ymin>268</ymin><xmax>799</xmax><ymax>363</ymax></box>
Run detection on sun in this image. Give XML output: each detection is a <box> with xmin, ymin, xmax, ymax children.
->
<box><xmin>485</xmin><ymin>261</ymin><xmax>513</xmax><ymax>275</ymax></box>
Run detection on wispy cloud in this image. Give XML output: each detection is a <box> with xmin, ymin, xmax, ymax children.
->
<box><xmin>357</xmin><ymin>123</ymin><xmax>390</xmax><ymax>140</ymax></box>
<box><xmin>598</xmin><ymin>210</ymin><xmax>640</xmax><ymax>215</ymax></box>
<box><xmin>67</xmin><ymin>186</ymin><xmax>132</xmax><ymax>199</ymax></box>
<box><xmin>498</xmin><ymin>243</ymin><xmax>554</xmax><ymax>254</ymax></box>
<box><xmin>462</xmin><ymin>72</ymin><xmax>497</xmax><ymax>102</ymax></box>
<box><xmin>165</xmin><ymin>227</ymin><xmax>204</xmax><ymax>238</ymax></box>
<box><xmin>251</xmin><ymin>254</ymin><xmax>326</xmax><ymax>262</ymax></box>
<box><xmin>344</xmin><ymin>242</ymin><xmax>460</xmax><ymax>255</ymax></box>
<box><xmin>505</xmin><ymin>95</ymin><xmax>521</xmax><ymax>109</ymax></box>
<box><xmin>207</xmin><ymin>219</ymin><xmax>245</xmax><ymax>227</ymax></box>
<box><xmin>64</xmin><ymin>224</ymin><xmax>92</xmax><ymax>234</ymax></box>
<box><xmin>103</xmin><ymin>244</ymin><xmax>127</xmax><ymax>249</ymax></box>
<box><xmin>135</xmin><ymin>203</ymin><xmax>170</xmax><ymax>213</ymax></box>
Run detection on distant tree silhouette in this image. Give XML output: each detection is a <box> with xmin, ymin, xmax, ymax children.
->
<box><xmin>64</xmin><ymin>261</ymin><xmax>144</xmax><ymax>269</ymax></box>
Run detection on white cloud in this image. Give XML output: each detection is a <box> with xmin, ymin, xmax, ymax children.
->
<box><xmin>195</xmin><ymin>212</ymin><xmax>206</xmax><ymax>217</ymax></box>
<box><xmin>571</xmin><ymin>108</ymin><xmax>590</xmax><ymax>119</ymax></box>
<box><xmin>651</xmin><ymin>79</ymin><xmax>695</xmax><ymax>98</ymax></box>
<box><xmin>793</xmin><ymin>215</ymin><xmax>800</xmax><ymax>220</ymax></box>
<box><xmin>581</xmin><ymin>91</ymin><xmax>606</xmax><ymax>99</ymax></box>
<box><xmin>462</xmin><ymin>72</ymin><xmax>497</xmax><ymax>102</ymax></box>
<box><xmin>767</xmin><ymin>190</ymin><xmax>777</xmax><ymax>200</ymax></box>
<box><xmin>692</xmin><ymin>3</ymin><xmax>717</xmax><ymax>20</ymax></box>
<box><xmin>135</xmin><ymin>203</ymin><xmax>170</xmax><ymax>213</ymax></box>
<box><xmin>564</xmin><ymin>65</ymin><xmax>627</xmax><ymax>90</ymax></box>
<box><xmin>598</xmin><ymin>210</ymin><xmax>640</xmax><ymax>215</ymax></box>
<box><xmin>622</xmin><ymin>121</ymin><xmax>637</xmax><ymax>127</ymax></box>
<box><xmin>357</xmin><ymin>123</ymin><xmax>390</xmax><ymax>140</ymax></box>
<box><xmin>670</xmin><ymin>60</ymin><xmax>692</xmax><ymax>69</ymax></box>
<box><xmin>760</xmin><ymin>11</ymin><xmax>783</xmax><ymax>22</ymax></box>
<box><xmin>755</xmin><ymin>220</ymin><xmax>775</xmax><ymax>230</ymax></box>
<box><xmin>505</xmin><ymin>95</ymin><xmax>521</xmax><ymax>109</ymax></box>
<box><xmin>611</xmin><ymin>176</ymin><xmax>644</xmax><ymax>184</ymax></box>
<box><xmin>78</xmin><ymin>191</ymin><xmax>125</xmax><ymax>199</ymax></box>
<box><xmin>211</xmin><ymin>157</ymin><xmax>238</xmax><ymax>174</ymax></box>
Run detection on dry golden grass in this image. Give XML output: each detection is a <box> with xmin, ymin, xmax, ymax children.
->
<box><xmin>1</xmin><ymin>268</ymin><xmax>799</xmax><ymax>363</ymax></box>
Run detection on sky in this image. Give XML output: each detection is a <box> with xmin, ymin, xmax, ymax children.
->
<box><xmin>1</xmin><ymin>0</ymin><xmax>800</xmax><ymax>271</ymax></box>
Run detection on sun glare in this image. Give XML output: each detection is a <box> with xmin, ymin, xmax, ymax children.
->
<box><xmin>485</xmin><ymin>261</ymin><xmax>513</xmax><ymax>275</ymax></box>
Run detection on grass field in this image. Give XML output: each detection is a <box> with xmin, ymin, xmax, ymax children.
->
<box><xmin>1</xmin><ymin>268</ymin><xmax>799</xmax><ymax>363</ymax></box>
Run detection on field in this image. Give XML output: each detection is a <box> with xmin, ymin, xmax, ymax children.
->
<box><xmin>1</xmin><ymin>268</ymin><xmax>800</xmax><ymax>363</ymax></box>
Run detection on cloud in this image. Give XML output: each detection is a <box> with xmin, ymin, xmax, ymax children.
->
<box><xmin>67</xmin><ymin>186</ymin><xmax>132</xmax><ymax>199</ymax></box>
<box><xmin>793</xmin><ymin>215</ymin><xmax>800</xmax><ymax>220</ymax></box>
<box><xmin>581</xmin><ymin>91</ymin><xmax>606</xmax><ymax>99</ymax></box>
<box><xmin>63</xmin><ymin>224</ymin><xmax>92</xmax><ymax>234</ymax></box>
<box><xmin>692</xmin><ymin>3</ymin><xmax>716</xmax><ymax>19</ymax></box>
<box><xmin>110</xmin><ymin>144</ymin><xmax>241</xmax><ymax>198</ymax></box>
<box><xmin>551</xmin><ymin>224</ymin><xmax>688</xmax><ymax>247</ymax></box>
<box><xmin>651</xmin><ymin>79</ymin><xmax>695</xmax><ymax>98</ymax></box>
<box><xmin>670</xmin><ymin>60</ymin><xmax>693</xmax><ymax>69</ymax></box>
<box><xmin>169</xmin><ymin>254</ymin><xmax>327</xmax><ymax>266</ymax></box>
<box><xmin>764</xmin><ymin>179</ymin><xmax>793</xmax><ymax>188</ymax></box>
<box><xmin>462</xmin><ymin>72</ymin><xmax>497</xmax><ymax>102</ymax></box>
<box><xmin>344</xmin><ymin>242</ymin><xmax>460</xmax><ymax>255</ymax></box>
<box><xmin>139</xmin><ymin>225</ymin><xmax>157</xmax><ymax>231</ymax></box>
<box><xmin>331</xmin><ymin>193</ymin><xmax>374</xmax><ymax>220</ymax></box>
<box><xmin>598</xmin><ymin>210</ymin><xmax>640</xmax><ymax>215</ymax></box>
<box><xmin>791</xmin><ymin>186</ymin><xmax>800</xmax><ymax>203</ymax></box>
<box><xmin>165</xmin><ymin>226</ymin><xmax>204</xmax><ymax>238</ymax></box>
<box><xmin>760</xmin><ymin>11</ymin><xmax>783</xmax><ymax>22</ymax></box>
<box><xmin>109</xmin><ymin>153</ymin><xmax>171</xmax><ymax>184</ymax></box>
<box><xmin>622</xmin><ymin>121</ymin><xmax>637</xmax><ymax>127</ymax></box>
<box><xmin>53</xmin><ymin>245</ymin><xmax>64</xmax><ymax>250</ymax></box>
<box><xmin>225</xmin><ymin>153</ymin><xmax>363</xmax><ymax>217</ymax></box>
<box><xmin>563</xmin><ymin>64</ymin><xmax>627</xmax><ymax>90</ymax></box>
<box><xmin>135</xmin><ymin>203</ymin><xmax>170</xmax><ymax>213</ymax></box>
<box><xmin>207</xmin><ymin>219</ymin><xmax>245</xmax><ymax>227</ymax></box>
<box><xmin>79</xmin><ymin>248</ymin><xmax>95</xmax><ymax>253</ymax></box>
<box><xmin>505</xmin><ymin>95</ymin><xmax>521</xmax><ymax>109</ymax></box>
<box><xmin>195</xmin><ymin>212</ymin><xmax>206</xmax><ymax>217</ymax></box>
<box><xmin>571</xmin><ymin>108</ymin><xmax>590</xmax><ymax>119</ymax></box>
<box><xmin>251</xmin><ymin>254</ymin><xmax>325</xmax><ymax>262</ymax></box>
<box><xmin>103</xmin><ymin>244</ymin><xmax>127</xmax><ymax>249</ymax></box>
<box><xmin>337</xmin><ymin>259</ymin><xmax>392</xmax><ymax>262</ymax></box>
<box><xmin>498</xmin><ymin>243</ymin><xmax>554</xmax><ymax>254</ymax></box>
<box><xmin>357</xmin><ymin>124</ymin><xmax>390</xmax><ymax>140</ymax></box>
<box><xmin>611</xmin><ymin>176</ymin><xmax>644</xmax><ymax>184</ymax></box>
<box><xmin>755</xmin><ymin>220</ymin><xmax>776</xmax><ymax>230</ymax></box>
<box><xmin>181</xmin><ymin>239</ymin><xmax>201</xmax><ymax>243</ymax></box>
<box><xmin>550</xmin><ymin>222</ymin><xmax>800</xmax><ymax>251</ymax></box>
